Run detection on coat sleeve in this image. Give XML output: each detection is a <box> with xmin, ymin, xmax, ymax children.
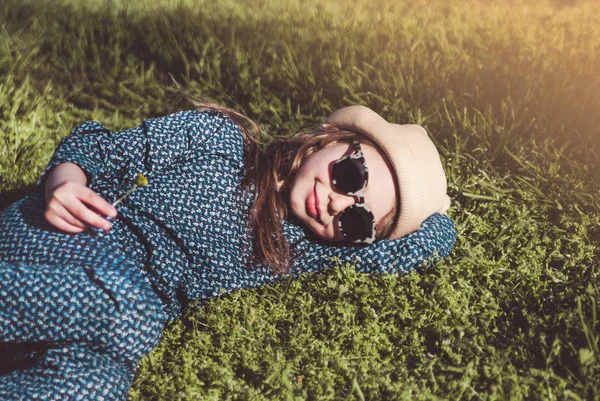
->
<box><xmin>288</xmin><ymin>212</ymin><xmax>457</xmax><ymax>277</ymax></box>
<box><xmin>36</xmin><ymin>109</ymin><xmax>241</xmax><ymax>191</ymax></box>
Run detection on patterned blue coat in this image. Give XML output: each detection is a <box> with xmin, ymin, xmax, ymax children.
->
<box><xmin>0</xmin><ymin>109</ymin><xmax>456</xmax><ymax>400</ymax></box>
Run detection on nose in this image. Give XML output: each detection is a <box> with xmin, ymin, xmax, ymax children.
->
<box><xmin>327</xmin><ymin>192</ymin><xmax>357</xmax><ymax>216</ymax></box>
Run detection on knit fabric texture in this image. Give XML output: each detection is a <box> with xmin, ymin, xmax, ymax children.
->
<box><xmin>0</xmin><ymin>109</ymin><xmax>457</xmax><ymax>400</ymax></box>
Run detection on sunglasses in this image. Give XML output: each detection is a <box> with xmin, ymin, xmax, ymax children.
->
<box><xmin>331</xmin><ymin>139</ymin><xmax>376</xmax><ymax>244</ymax></box>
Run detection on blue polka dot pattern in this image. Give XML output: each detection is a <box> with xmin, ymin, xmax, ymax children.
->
<box><xmin>0</xmin><ymin>109</ymin><xmax>457</xmax><ymax>399</ymax></box>
<box><xmin>0</xmin><ymin>194</ymin><xmax>166</xmax><ymax>400</ymax></box>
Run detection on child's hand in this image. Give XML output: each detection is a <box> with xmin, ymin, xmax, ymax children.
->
<box><xmin>44</xmin><ymin>180</ymin><xmax>118</xmax><ymax>233</ymax></box>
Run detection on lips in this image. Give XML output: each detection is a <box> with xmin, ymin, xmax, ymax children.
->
<box><xmin>306</xmin><ymin>182</ymin><xmax>321</xmax><ymax>222</ymax></box>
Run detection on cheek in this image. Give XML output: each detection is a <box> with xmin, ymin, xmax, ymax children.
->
<box><xmin>307</xmin><ymin>220</ymin><xmax>344</xmax><ymax>243</ymax></box>
<box><xmin>328</xmin><ymin>220</ymin><xmax>345</xmax><ymax>242</ymax></box>
<box><xmin>288</xmin><ymin>169</ymin><xmax>311</xmax><ymax>216</ymax></box>
<box><xmin>295</xmin><ymin>151</ymin><xmax>332</xmax><ymax>184</ymax></box>
<box><xmin>288</xmin><ymin>180</ymin><xmax>302</xmax><ymax>217</ymax></box>
<box><xmin>289</xmin><ymin>161</ymin><xmax>314</xmax><ymax>199</ymax></box>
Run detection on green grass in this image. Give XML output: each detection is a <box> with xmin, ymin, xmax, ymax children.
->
<box><xmin>1</xmin><ymin>0</ymin><xmax>599</xmax><ymax>399</ymax></box>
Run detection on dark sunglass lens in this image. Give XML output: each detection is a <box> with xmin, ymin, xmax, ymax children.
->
<box><xmin>332</xmin><ymin>158</ymin><xmax>366</xmax><ymax>194</ymax></box>
<box><xmin>339</xmin><ymin>206</ymin><xmax>374</xmax><ymax>241</ymax></box>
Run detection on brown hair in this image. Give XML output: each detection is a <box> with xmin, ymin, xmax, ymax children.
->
<box><xmin>191</xmin><ymin>100</ymin><xmax>397</xmax><ymax>275</ymax></box>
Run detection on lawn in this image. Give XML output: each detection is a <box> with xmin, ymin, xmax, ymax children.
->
<box><xmin>1</xmin><ymin>0</ymin><xmax>599</xmax><ymax>399</ymax></box>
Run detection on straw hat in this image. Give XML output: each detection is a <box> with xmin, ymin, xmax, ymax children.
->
<box><xmin>325</xmin><ymin>105</ymin><xmax>451</xmax><ymax>239</ymax></box>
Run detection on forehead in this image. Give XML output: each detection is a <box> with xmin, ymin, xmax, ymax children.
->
<box><xmin>359</xmin><ymin>143</ymin><xmax>397</xmax><ymax>224</ymax></box>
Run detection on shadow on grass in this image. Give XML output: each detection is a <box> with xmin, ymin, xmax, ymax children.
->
<box><xmin>0</xmin><ymin>184</ymin><xmax>38</xmax><ymax>213</ymax></box>
<box><xmin>3</xmin><ymin>0</ymin><xmax>599</xmax><ymax>152</ymax></box>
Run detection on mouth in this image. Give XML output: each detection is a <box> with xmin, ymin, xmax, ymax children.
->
<box><xmin>306</xmin><ymin>182</ymin><xmax>321</xmax><ymax>223</ymax></box>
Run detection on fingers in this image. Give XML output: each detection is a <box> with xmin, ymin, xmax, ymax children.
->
<box><xmin>45</xmin><ymin>181</ymin><xmax>118</xmax><ymax>233</ymax></box>
<box><xmin>69</xmin><ymin>199</ymin><xmax>114</xmax><ymax>231</ymax></box>
<box><xmin>78</xmin><ymin>187</ymin><xmax>118</xmax><ymax>220</ymax></box>
<box><xmin>44</xmin><ymin>203</ymin><xmax>88</xmax><ymax>234</ymax></box>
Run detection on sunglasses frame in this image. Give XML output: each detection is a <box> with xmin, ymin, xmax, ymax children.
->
<box><xmin>331</xmin><ymin>139</ymin><xmax>377</xmax><ymax>244</ymax></box>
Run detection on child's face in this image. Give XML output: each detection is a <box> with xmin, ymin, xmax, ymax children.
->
<box><xmin>289</xmin><ymin>140</ymin><xmax>396</xmax><ymax>242</ymax></box>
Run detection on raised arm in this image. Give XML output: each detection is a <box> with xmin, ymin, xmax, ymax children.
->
<box><xmin>288</xmin><ymin>212</ymin><xmax>457</xmax><ymax>277</ymax></box>
<box><xmin>36</xmin><ymin>109</ymin><xmax>239</xmax><ymax>192</ymax></box>
<box><xmin>37</xmin><ymin>109</ymin><xmax>242</xmax><ymax>233</ymax></box>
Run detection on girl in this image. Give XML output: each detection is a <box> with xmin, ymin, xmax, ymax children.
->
<box><xmin>0</xmin><ymin>104</ymin><xmax>455</xmax><ymax>400</ymax></box>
